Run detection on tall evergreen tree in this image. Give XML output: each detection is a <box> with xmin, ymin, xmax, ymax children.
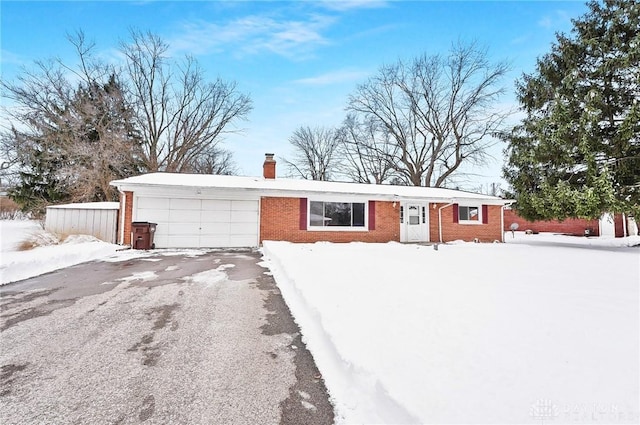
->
<box><xmin>503</xmin><ymin>0</ymin><xmax>640</xmax><ymax>220</ymax></box>
<box><xmin>64</xmin><ymin>74</ymin><xmax>143</xmax><ymax>202</ymax></box>
<box><xmin>1</xmin><ymin>33</ymin><xmax>143</xmax><ymax>215</ymax></box>
<box><xmin>9</xmin><ymin>142</ymin><xmax>71</xmax><ymax>215</ymax></box>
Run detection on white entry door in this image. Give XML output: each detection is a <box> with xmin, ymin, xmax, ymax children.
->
<box><xmin>405</xmin><ymin>203</ymin><xmax>428</xmax><ymax>242</ymax></box>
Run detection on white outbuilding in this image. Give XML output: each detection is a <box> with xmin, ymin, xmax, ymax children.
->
<box><xmin>45</xmin><ymin>202</ymin><xmax>119</xmax><ymax>243</ymax></box>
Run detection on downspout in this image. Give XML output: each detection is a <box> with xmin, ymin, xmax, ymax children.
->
<box><xmin>438</xmin><ymin>201</ymin><xmax>455</xmax><ymax>243</ymax></box>
<box><xmin>622</xmin><ymin>213</ymin><xmax>627</xmax><ymax>237</ymax></box>
<box><xmin>118</xmin><ymin>189</ymin><xmax>126</xmax><ymax>245</ymax></box>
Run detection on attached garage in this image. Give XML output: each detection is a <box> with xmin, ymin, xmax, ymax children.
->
<box><xmin>134</xmin><ymin>196</ymin><xmax>259</xmax><ymax>248</ymax></box>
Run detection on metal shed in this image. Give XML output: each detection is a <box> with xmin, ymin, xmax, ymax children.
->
<box><xmin>45</xmin><ymin>202</ymin><xmax>119</xmax><ymax>243</ymax></box>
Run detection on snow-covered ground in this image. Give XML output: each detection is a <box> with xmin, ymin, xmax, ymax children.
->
<box><xmin>2</xmin><ymin>219</ymin><xmax>639</xmax><ymax>423</ymax></box>
<box><xmin>262</xmin><ymin>235</ymin><xmax>640</xmax><ymax>424</ymax></box>
<box><xmin>0</xmin><ymin>220</ymin><xmax>238</xmax><ymax>284</ymax></box>
<box><xmin>0</xmin><ymin>220</ymin><xmax>124</xmax><ymax>285</ymax></box>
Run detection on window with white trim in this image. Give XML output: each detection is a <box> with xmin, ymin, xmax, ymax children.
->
<box><xmin>309</xmin><ymin>201</ymin><xmax>366</xmax><ymax>228</ymax></box>
<box><xmin>459</xmin><ymin>206</ymin><xmax>479</xmax><ymax>222</ymax></box>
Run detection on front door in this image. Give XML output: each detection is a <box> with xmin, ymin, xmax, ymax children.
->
<box><xmin>405</xmin><ymin>203</ymin><xmax>428</xmax><ymax>242</ymax></box>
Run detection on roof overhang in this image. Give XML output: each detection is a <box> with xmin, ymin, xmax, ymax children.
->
<box><xmin>111</xmin><ymin>173</ymin><xmax>512</xmax><ymax>206</ymax></box>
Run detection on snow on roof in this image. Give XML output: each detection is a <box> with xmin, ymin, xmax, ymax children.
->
<box><xmin>47</xmin><ymin>202</ymin><xmax>120</xmax><ymax>210</ymax></box>
<box><xmin>111</xmin><ymin>173</ymin><xmax>505</xmax><ymax>202</ymax></box>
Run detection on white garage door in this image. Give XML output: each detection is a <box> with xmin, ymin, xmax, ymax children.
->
<box><xmin>135</xmin><ymin>197</ymin><xmax>259</xmax><ymax>248</ymax></box>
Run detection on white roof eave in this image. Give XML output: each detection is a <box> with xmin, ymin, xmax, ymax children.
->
<box><xmin>110</xmin><ymin>173</ymin><xmax>509</xmax><ymax>204</ymax></box>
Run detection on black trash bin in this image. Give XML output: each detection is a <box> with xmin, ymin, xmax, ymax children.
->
<box><xmin>131</xmin><ymin>222</ymin><xmax>157</xmax><ymax>249</ymax></box>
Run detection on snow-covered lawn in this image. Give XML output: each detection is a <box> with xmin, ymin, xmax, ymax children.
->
<box><xmin>2</xmin><ymin>218</ymin><xmax>639</xmax><ymax>423</ymax></box>
<box><xmin>1</xmin><ymin>220</ymin><xmax>124</xmax><ymax>284</ymax></box>
<box><xmin>262</xmin><ymin>235</ymin><xmax>640</xmax><ymax>424</ymax></box>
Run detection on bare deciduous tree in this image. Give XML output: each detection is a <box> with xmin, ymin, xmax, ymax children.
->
<box><xmin>347</xmin><ymin>41</ymin><xmax>510</xmax><ymax>187</ymax></box>
<box><xmin>120</xmin><ymin>31</ymin><xmax>252</xmax><ymax>173</ymax></box>
<box><xmin>189</xmin><ymin>145</ymin><xmax>237</xmax><ymax>175</ymax></box>
<box><xmin>337</xmin><ymin>114</ymin><xmax>399</xmax><ymax>184</ymax></box>
<box><xmin>284</xmin><ymin>126</ymin><xmax>342</xmax><ymax>180</ymax></box>
<box><xmin>1</xmin><ymin>32</ymin><xmax>142</xmax><ymax>212</ymax></box>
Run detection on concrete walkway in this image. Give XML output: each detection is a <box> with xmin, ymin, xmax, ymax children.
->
<box><xmin>0</xmin><ymin>250</ymin><xmax>334</xmax><ymax>425</ymax></box>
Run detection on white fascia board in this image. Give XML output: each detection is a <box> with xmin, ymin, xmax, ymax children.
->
<box><xmin>127</xmin><ymin>185</ymin><xmax>262</xmax><ymax>201</ymax></box>
<box><xmin>113</xmin><ymin>180</ymin><xmax>509</xmax><ymax>205</ymax></box>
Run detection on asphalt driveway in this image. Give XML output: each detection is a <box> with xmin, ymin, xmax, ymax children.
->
<box><xmin>0</xmin><ymin>249</ymin><xmax>334</xmax><ymax>425</ymax></box>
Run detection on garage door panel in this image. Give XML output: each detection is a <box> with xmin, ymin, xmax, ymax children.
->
<box><xmin>135</xmin><ymin>197</ymin><xmax>258</xmax><ymax>248</ymax></box>
<box><xmin>230</xmin><ymin>211</ymin><xmax>258</xmax><ymax>222</ymax></box>
<box><xmin>230</xmin><ymin>222</ymin><xmax>257</xmax><ymax>235</ymax></box>
<box><xmin>152</xmin><ymin>234</ymin><xmax>169</xmax><ymax>248</ymax></box>
<box><xmin>231</xmin><ymin>200</ymin><xmax>258</xmax><ymax>211</ymax></box>
<box><xmin>166</xmin><ymin>235</ymin><xmax>201</xmax><ymax>248</ymax></box>
<box><xmin>201</xmin><ymin>199</ymin><xmax>232</xmax><ymax>210</ymax></box>
<box><xmin>200</xmin><ymin>222</ymin><xmax>232</xmax><ymax>234</ymax></box>
<box><xmin>167</xmin><ymin>223</ymin><xmax>201</xmax><ymax>235</ymax></box>
<box><xmin>201</xmin><ymin>210</ymin><xmax>231</xmax><ymax>222</ymax></box>
<box><xmin>137</xmin><ymin>210</ymin><xmax>170</xmax><ymax>222</ymax></box>
<box><xmin>171</xmin><ymin>198</ymin><xmax>201</xmax><ymax>210</ymax></box>
<box><xmin>137</xmin><ymin>197</ymin><xmax>170</xmax><ymax>209</ymax></box>
<box><xmin>169</xmin><ymin>209</ymin><xmax>201</xmax><ymax>222</ymax></box>
<box><xmin>229</xmin><ymin>235</ymin><xmax>257</xmax><ymax>247</ymax></box>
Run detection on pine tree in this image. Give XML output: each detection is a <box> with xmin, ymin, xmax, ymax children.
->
<box><xmin>64</xmin><ymin>74</ymin><xmax>143</xmax><ymax>202</ymax></box>
<box><xmin>503</xmin><ymin>0</ymin><xmax>640</xmax><ymax>220</ymax></box>
<box><xmin>9</xmin><ymin>146</ymin><xmax>71</xmax><ymax>216</ymax></box>
<box><xmin>2</xmin><ymin>34</ymin><xmax>143</xmax><ymax>214</ymax></box>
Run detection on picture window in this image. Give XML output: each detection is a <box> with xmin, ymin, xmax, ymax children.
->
<box><xmin>309</xmin><ymin>201</ymin><xmax>366</xmax><ymax>228</ymax></box>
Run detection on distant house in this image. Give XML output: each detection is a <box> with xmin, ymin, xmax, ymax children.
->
<box><xmin>110</xmin><ymin>154</ymin><xmax>511</xmax><ymax>248</ymax></box>
<box><xmin>503</xmin><ymin>208</ymin><xmax>632</xmax><ymax>238</ymax></box>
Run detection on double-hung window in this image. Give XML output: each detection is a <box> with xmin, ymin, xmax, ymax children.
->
<box><xmin>309</xmin><ymin>201</ymin><xmax>366</xmax><ymax>229</ymax></box>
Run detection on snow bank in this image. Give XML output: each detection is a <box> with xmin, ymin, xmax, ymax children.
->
<box><xmin>0</xmin><ymin>220</ymin><xmax>123</xmax><ymax>285</ymax></box>
<box><xmin>1</xmin><ymin>220</ymin><xmax>42</xmax><ymax>252</ymax></box>
<box><xmin>262</xmin><ymin>239</ymin><xmax>639</xmax><ymax>424</ymax></box>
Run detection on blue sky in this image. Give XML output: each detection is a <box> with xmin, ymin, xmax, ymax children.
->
<box><xmin>1</xmin><ymin>0</ymin><xmax>590</xmax><ymax>188</ymax></box>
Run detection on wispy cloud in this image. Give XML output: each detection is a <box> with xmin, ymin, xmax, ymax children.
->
<box><xmin>538</xmin><ymin>9</ymin><xmax>573</xmax><ymax>30</ymax></box>
<box><xmin>538</xmin><ymin>16</ymin><xmax>552</xmax><ymax>28</ymax></box>
<box><xmin>0</xmin><ymin>49</ymin><xmax>26</xmax><ymax>67</ymax></box>
<box><xmin>315</xmin><ymin>0</ymin><xmax>389</xmax><ymax>12</ymax></box>
<box><xmin>293</xmin><ymin>69</ymin><xmax>370</xmax><ymax>86</ymax></box>
<box><xmin>510</xmin><ymin>34</ymin><xmax>531</xmax><ymax>45</ymax></box>
<box><xmin>168</xmin><ymin>13</ymin><xmax>335</xmax><ymax>60</ymax></box>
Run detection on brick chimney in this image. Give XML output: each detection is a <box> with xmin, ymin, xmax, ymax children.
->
<box><xmin>263</xmin><ymin>153</ymin><xmax>276</xmax><ymax>179</ymax></box>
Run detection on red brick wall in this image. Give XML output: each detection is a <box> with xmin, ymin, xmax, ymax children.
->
<box><xmin>503</xmin><ymin>209</ymin><xmax>600</xmax><ymax>236</ymax></box>
<box><xmin>121</xmin><ymin>191</ymin><xmax>133</xmax><ymax>245</ymax></box>
<box><xmin>429</xmin><ymin>203</ymin><xmax>504</xmax><ymax>242</ymax></box>
<box><xmin>260</xmin><ymin>197</ymin><xmax>400</xmax><ymax>243</ymax></box>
